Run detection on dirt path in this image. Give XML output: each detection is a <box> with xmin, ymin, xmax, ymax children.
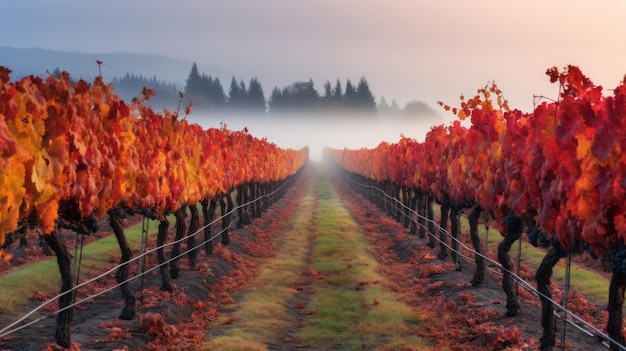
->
<box><xmin>204</xmin><ymin>161</ymin><xmax>607</xmax><ymax>350</ymax></box>
<box><xmin>0</xmin><ymin>162</ymin><xmax>611</xmax><ymax>350</ymax></box>
<box><xmin>202</xmin><ymin>162</ymin><xmax>431</xmax><ymax>351</ymax></box>
<box><xmin>202</xmin><ymin>162</ymin><xmax>319</xmax><ymax>350</ymax></box>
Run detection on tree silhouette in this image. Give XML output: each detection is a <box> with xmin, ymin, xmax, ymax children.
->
<box><xmin>343</xmin><ymin>79</ymin><xmax>356</xmax><ymax>108</ymax></box>
<box><xmin>183</xmin><ymin>63</ymin><xmax>226</xmax><ymax>111</ymax></box>
<box><xmin>268</xmin><ymin>79</ymin><xmax>320</xmax><ymax>114</ymax></box>
<box><xmin>112</xmin><ymin>72</ymin><xmax>180</xmax><ymax>111</ymax></box>
<box><xmin>227</xmin><ymin>76</ymin><xmax>246</xmax><ymax>109</ymax></box>
<box><xmin>246</xmin><ymin>77</ymin><xmax>266</xmax><ymax>113</ymax></box>
<box><xmin>333</xmin><ymin>79</ymin><xmax>343</xmax><ymax>103</ymax></box>
<box><xmin>322</xmin><ymin>80</ymin><xmax>333</xmax><ymax>100</ymax></box>
<box><xmin>184</xmin><ymin>62</ymin><xmax>202</xmax><ymax>96</ymax></box>
<box><xmin>355</xmin><ymin>77</ymin><xmax>377</xmax><ymax>113</ymax></box>
<box><xmin>402</xmin><ymin>99</ymin><xmax>440</xmax><ymax>119</ymax></box>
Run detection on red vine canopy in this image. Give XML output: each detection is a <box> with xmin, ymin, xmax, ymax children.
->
<box><xmin>0</xmin><ymin>67</ymin><xmax>308</xmax><ymax>259</ymax></box>
<box><xmin>325</xmin><ymin>65</ymin><xmax>626</xmax><ymax>254</ymax></box>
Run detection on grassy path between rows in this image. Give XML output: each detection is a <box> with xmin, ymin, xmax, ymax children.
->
<box><xmin>201</xmin><ymin>167</ymin><xmax>318</xmax><ymax>350</ymax></box>
<box><xmin>203</xmin><ymin>165</ymin><xmax>431</xmax><ymax>350</ymax></box>
<box><xmin>444</xmin><ymin>205</ymin><xmax>611</xmax><ymax>305</ymax></box>
<box><xmin>0</xmin><ymin>162</ymin><xmax>613</xmax><ymax>349</ymax></box>
<box><xmin>0</xmin><ymin>222</ymin><xmax>146</xmax><ymax>316</ymax></box>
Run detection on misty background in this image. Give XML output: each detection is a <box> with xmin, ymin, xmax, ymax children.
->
<box><xmin>2</xmin><ymin>1</ymin><xmax>625</xmax><ymax>158</ymax></box>
<box><xmin>0</xmin><ymin>47</ymin><xmax>442</xmax><ymax>160</ymax></box>
<box><xmin>186</xmin><ymin>114</ymin><xmax>440</xmax><ymax>161</ymax></box>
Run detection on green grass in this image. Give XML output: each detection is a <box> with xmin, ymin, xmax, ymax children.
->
<box><xmin>298</xmin><ymin>167</ymin><xmax>431</xmax><ymax>350</ymax></box>
<box><xmin>437</xmin><ymin>204</ymin><xmax>611</xmax><ymax>305</ymax></box>
<box><xmin>0</xmin><ymin>260</ymin><xmax>60</xmax><ymax>312</ymax></box>
<box><xmin>201</xmin><ymin>177</ymin><xmax>316</xmax><ymax>351</ymax></box>
<box><xmin>0</xmin><ymin>217</ymin><xmax>156</xmax><ymax>315</ymax></box>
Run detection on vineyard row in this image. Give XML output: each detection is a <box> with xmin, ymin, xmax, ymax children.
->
<box><xmin>0</xmin><ymin>173</ymin><xmax>300</xmax><ymax>345</ymax></box>
<box><xmin>324</xmin><ymin>65</ymin><xmax>626</xmax><ymax>351</ymax></box>
<box><xmin>332</xmin><ymin>163</ymin><xmax>619</xmax><ymax>349</ymax></box>
<box><xmin>0</xmin><ymin>67</ymin><xmax>308</xmax><ymax>347</ymax></box>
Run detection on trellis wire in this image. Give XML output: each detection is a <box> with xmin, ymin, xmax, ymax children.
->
<box><xmin>335</xmin><ymin>166</ymin><xmax>623</xmax><ymax>350</ymax></box>
<box><xmin>0</xmin><ymin>174</ymin><xmax>297</xmax><ymax>340</ymax></box>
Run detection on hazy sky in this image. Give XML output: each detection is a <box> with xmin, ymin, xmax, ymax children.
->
<box><xmin>2</xmin><ymin>1</ymin><xmax>626</xmax><ymax>158</ymax></box>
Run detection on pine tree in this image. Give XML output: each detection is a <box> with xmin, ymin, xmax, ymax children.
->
<box><xmin>228</xmin><ymin>76</ymin><xmax>242</xmax><ymax>108</ymax></box>
<box><xmin>333</xmin><ymin>79</ymin><xmax>343</xmax><ymax>103</ymax></box>
<box><xmin>184</xmin><ymin>62</ymin><xmax>202</xmax><ymax>96</ymax></box>
<box><xmin>209</xmin><ymin>77</ymin><xmax>226</xmax><ymax>108</ymax></box>
<box><xmin>344</xmin><ymin>79</ymin><xmax>355</xmax><ymax>108</ymax></box>
<box><xmin>322</xmin><ymin>80</ymin><xmax>332</xmax><ymax>99</ymax></box>
<box><xmin>268</xmin><ymin>86</ymin><xmax>284</xmax><ymax>113</ymax></box>
<box><xmin>267</xmin><ymin>80</ymin><xmax>320</xmax><ymax>114</ymax></box>
<box><xmin>247</xmin><ymin>77</ymin><xmax>266</xmax><ymax>113</ymax></box>
<box><xmin>355</xmin><ymin>77</ymin><xmax>377</xmax><ymax>113</ymax></box>
<box><xmin>378</xmin><ymin>96</ymin><xmax>390</xmax><ymax>114</ymax></box>
<box><xmin>389</xmin><ymin>99</ymin><xmax>402</xmax><ymax>115</ymax></box>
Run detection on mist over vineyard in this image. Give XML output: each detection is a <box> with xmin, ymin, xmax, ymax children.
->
<box><xmin>187</xmin><ymin>113</ymin><xmax>444</xmax><ymax>161</ymax></box>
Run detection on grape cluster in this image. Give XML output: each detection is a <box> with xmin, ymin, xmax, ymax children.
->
<box><xmin>504</xmin><ymin>211</ymin><xmax>518</xmax><ymax>228</ymax></box>
<box><xmin>504</xmin><ymin>211</ymin><xmax>524</xmax><ymax>236</ymax></box>
<box><xmin>609</xmin><ymin>245</ymin><xmax>626</xmax><ymax>276</ymax></box>
<box><xmin>526</xmin><ymin>226</ymin><xmax>552</xmax><ymax>248</ymax></box>
<box><xmin>569</xmin><ymin>240</ymin><xmax>598</xmax><ymax>259</ymax></box>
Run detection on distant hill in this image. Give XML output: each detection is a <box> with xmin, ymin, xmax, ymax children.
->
<box><xmin>0</xmin><ymin>46</ymin><xmax>220</xmax><ymax>86</ymax></box>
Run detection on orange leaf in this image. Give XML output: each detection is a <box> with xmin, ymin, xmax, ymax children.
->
<box><xmin>0</xmin><ymin>249</ymin><xmax>13</xmax><ymax>262</ymax></box>
<box><xmin>222</xmin><ymin>317</ymin><xmax>236</xmax><ymax>325</ymax></box>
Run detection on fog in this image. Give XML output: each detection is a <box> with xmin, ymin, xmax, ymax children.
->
<box><xmin>186</xmin><ymin>113</ymin><xmax>446</xmax><ymax>161</ymax></box>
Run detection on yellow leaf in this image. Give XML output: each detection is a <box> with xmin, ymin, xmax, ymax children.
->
<box><xmin>576</xmin><ymin>135</ymin><xmax>592</xmax><ymax>160</ymax></box>
<box><xmin>31</xmin><ymin>156</ymin><xmax>49</xmax><ymax>192</ymax></box>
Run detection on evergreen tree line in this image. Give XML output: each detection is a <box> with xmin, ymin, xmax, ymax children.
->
<box><xmin>268</xmin><ymin>77</ymin><xmax>377</xmax><ymax>115</ymax></box>
<box><xmin>106</xmin><ymin>63</ymin><xmax>440</xmax><ymax>119</ymax></box>
<box><xmin>183</xmin><ymin>63</ymin><xmax>266</xmax><ymax>112</ymax></box>
<box><xmin>45</xmin><ymin>68</ymin><xmax>182</xmax><ymax>112</ymax></box>
<box><xmin>183</xmin><ymin>63</ymin><xmax>378</xmax><ymax>115</ymax></box>
<box><xmin>110</xmin><ymin>73</ymin><xmax>181</xmax><ymax>111</ymax></box>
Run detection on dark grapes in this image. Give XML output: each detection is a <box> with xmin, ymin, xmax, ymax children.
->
<box><xmin>609</xmin><ymin>245</ymin><xmax>626</xmax><ymax>276</ymax></box>
<box><xmin>504</xmin><ymin>211</ymin><xmax>518</xmax><ymax>228</ymax></box>
<box><xmin>568</xmin><ymin>240</ymin><xmax>598</xmax><ymax>258</ymax></box>
<box><xmin>504</xmin><ymin>211</ymin><xmax>524</xmax><ymax>235</ymax></box>
<box><xmin>525</xmin><ymin>221</ymin><xmax>551</xmax><ymax>248</ymax></box>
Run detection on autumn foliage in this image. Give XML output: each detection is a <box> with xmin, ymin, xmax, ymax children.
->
<box><xmin>325</xmin><ymin>65</ymin><xmax>626</xmax><ymax>255</ymax></box>
<box><xmin>0</xmin><ymin>66</ymin><xmax>308</xmax><ymax>257</ymax></box>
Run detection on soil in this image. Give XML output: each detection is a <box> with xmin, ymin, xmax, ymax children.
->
<box><xmin>0</xmin><ymin>163</ymin><xmax>614</xmax><ymax>350</ymax></box>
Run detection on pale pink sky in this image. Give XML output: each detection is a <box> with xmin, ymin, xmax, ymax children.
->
<box><xmin>2</xmin><ymin>0</ymin><xmax>625</xmax><ymax>157</ymax></box>
<box><xmin>3</xmin><ymin>1</ymin><xmax>624</xmax><ymax>113</ymax></box>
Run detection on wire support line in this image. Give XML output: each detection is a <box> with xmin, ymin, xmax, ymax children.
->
<box><xmin>0</xmin><ymin>221</ymin><xmax>234</xmax><ymax>340</ymax></box>
<box><xmin>333</xmin><ymin>167</ymin><xmax>622</xmax><ymax>350</ymax></box>
<box><xmin>0</xmin><ymin>175</ymin><xmax>299</xmax><ymax>340</ymax></box>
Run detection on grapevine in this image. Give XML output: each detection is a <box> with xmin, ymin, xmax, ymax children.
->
<box><xmin>325</xmin><ymin>65</ymin><xmax>626</xmax><ymax>350</ymax></box>
<box><xmin>0</xmin><ymin>66</ymin><xmax>308</xmax><ymax>347</ymax></box>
